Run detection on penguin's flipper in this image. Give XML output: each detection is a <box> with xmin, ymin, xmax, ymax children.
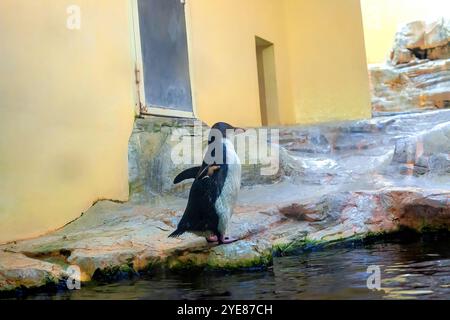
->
<box><xmin>168</xmin><ymin>228</ymin><xmax>185</xmax><ymax>238</ymax></box>
<box><xmin>169</xmin><ymin>175</ymin><xmax>219</xmax><ymax>238</ymax></box>
<box><xmin>173</xmin><ymin>166</ymin><xmax>201</xmax><ymax>184</ymax></box>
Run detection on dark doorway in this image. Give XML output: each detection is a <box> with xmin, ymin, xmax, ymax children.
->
<box><xmin>255</xmin><ymin>36</ymin><xmax>279</xmax><ymax>126</ymax></box>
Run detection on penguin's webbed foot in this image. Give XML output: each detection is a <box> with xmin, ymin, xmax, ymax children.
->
<box><xmin>206</xmin><ymin>235</ymin><xmax>218</xmax><ymax>243</ymax></box>
<box><xmin>219</xmin><ymin>235</ymin><xmax>238</xmax><ymax>245</ymax></box>
<box><xmin>206</xmin><ymin>234</ymin><xmax>238</xmax><ymax>245</ymax></box>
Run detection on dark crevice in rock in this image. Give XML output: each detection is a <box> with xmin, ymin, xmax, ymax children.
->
<box><xmin>91</xmin><ymin>264</ymin><xmax>139</xmax><ymax>283</ymax></box>
<box><xmin>408</xmin><ymin>47</ymin><xmax>429</xmax><ymax>60</ymax></box>
<box><xmin>408</xmin><ymin>44</ymin><xmax>450</xmax><ymax>61</ymax></box>
<box><xmin>21</xmin><ymin>249</ymin><xmax>72</xmax><ymax>268</ymax></box>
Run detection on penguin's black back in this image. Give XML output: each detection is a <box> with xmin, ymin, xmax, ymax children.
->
<box><xmin>169</xmin><ymin>143</ymin><xmax>229</xmax><ymax>237</ymax></box>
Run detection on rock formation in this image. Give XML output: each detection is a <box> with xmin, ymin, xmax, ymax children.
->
<box><xmin>370</xmin><ymin>18</ymin><xmax>449</xmax><ymax>115</ymax></box>
<box><xmin>390</xmin><ymin>18</ymin><xmax>449</xmax><ymax>65</ymax></box>
<box><xmin>1</xmin><ymin>110</ymin><xmax>449</xmax><ymax>295</ymax></box>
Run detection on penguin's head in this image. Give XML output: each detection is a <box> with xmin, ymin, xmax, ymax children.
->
<box><xmin>209</xmin><ymin>122</ymin><xmax>246</xmax><ymax>143</ymax></box>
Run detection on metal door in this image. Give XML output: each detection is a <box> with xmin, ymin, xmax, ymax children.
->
<box><xmin>134</xmin><ymin>0</ymin><xmax>193</xmax><ymax>115</ymax></box>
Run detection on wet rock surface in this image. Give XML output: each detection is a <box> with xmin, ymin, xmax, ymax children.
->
<box><xmin>1</xmin><ymin>110</ymin><xmax>449</xmax><ymax>294</ymax></box>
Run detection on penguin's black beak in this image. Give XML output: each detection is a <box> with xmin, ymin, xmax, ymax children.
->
<box><xmin>234</xmin><ymin>127</ymin><xmax>246</xmax><ymax>135</ymax></box>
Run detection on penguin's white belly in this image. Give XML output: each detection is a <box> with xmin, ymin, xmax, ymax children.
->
<box><xmin>215</xmin><ymin>142</ymin><xmax>241</xmax><ymax>235</ymax></box>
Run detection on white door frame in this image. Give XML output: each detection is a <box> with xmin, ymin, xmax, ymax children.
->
<box><xmin>129</xmin><ymin>0</ymin><xmax>197</xmax><ymax>118</ymax></box>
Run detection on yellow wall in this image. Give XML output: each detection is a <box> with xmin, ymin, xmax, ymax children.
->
<box><xmin>186</xmin><ymin>0</ymin><xmax>294</xmax><ymax>127</ymax></box>
<box><xmin>361</xmin><ymin>0</ymin><xmax>450</xmax><ymax>64</ymax></box>
<box><xmin>187</xmin><ymin>0</ymin><xmax>371</xmax><ymax>127</ymax></box>
<box><xmin>284</xmin><ymin>0</ymin><xmax>371</xmax><ymax>124</ymax></box>
<box><xmin>0</xmin><ymin>0</ymin><xmax>371</xmax><ymax>243</ymax></box>
<box><xmin>0</xmin><ymin>0</ymin><xmax>135</xmax><ymax>243</ymax></box>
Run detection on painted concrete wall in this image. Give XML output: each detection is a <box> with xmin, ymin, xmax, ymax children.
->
<box><xmin>186</xmin><ymin>0</ymin><xmax>294</xmax><ymax>127</ymax></box>
<box><xmin>284</xmin><ymin>0</ymin><xmax>372</xmax><ymax>124</ymax></box>
<box><xmin>361</xmin><ymin>0</ymin><xmax>450</xmax><ymax>64</ymax></box>
<box><xmin>187</xmin><ymin>0</ymin><xmax>371</xmax><ymax>127</ymax></box>
<box><xmin>0</xmin><ymin>0</ymin><xmax>135</xmax><ymax>243</ymax></box>
<box><xmin>0</xmin><ymin>0</ymin><xmax>371</xmax><ymax>243</ymax></box>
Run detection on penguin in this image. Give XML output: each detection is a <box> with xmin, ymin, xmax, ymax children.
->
<box><xmin>169</xmin><ymin>122</ymin><xmax>245</xmax><ymax>245</ymax></box>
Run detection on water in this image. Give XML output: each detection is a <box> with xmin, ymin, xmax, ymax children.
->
<box><xmin>21</xmin><ymin>238</ymin><xmax>450</xmax><ymax>300</ymax></box>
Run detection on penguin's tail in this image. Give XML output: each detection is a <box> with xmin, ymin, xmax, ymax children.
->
<box><xmin>168</xmin><ymin>228</ymin><xmax>185</xmax><ymax>238</ymax></box>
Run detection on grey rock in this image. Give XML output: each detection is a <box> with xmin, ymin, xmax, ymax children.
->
<box><xmin>370</xmin><ymin>59</ymin><xmax>450</xmax><ymax>114</ymax></box>
<box><xmin>370</xmin><ymin>18</ymin><xmax>449</xmax><ymax>115</ymax></box>
<box><xmin>1</xmin><ymin>110</ymin><xmax>450</xmax><ymax>294</ymax></box>
<box><xmin>390</xmin><ymin>18</ymin><xmax>449</xmax><ymax>65</ymax></box>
